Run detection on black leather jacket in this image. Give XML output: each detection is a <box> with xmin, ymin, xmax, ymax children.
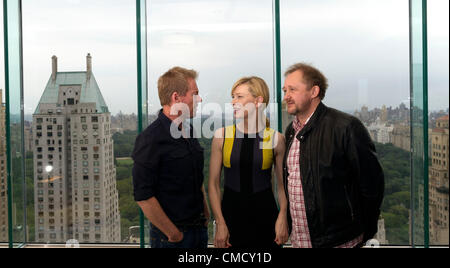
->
<box><xmin>283</xmin><ymin>102</ymin><xmax>384</xmax><ymax>248</ymax></box>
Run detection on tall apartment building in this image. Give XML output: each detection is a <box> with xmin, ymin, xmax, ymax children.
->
<box><xmin>429</xmin><ymin>115</ymin><xmax>449</xmax><ymax>244</ymax></box>
<box><xmin>1</xmin><ymin>89</ymin><xmax>8</xmax><ymax>242</ymax></box>
<box><xmin>391</xmin><ymin>124</ymin><xmax>411</xmax><ymax>152</ymax></box>
<box><xmin>367</xmin><ymin>118</ymin><xmax>394</xmax><ymax>144</ymax></box>
<box><xmin>33</xmin><ymin>54</ymin><xmax>120</xmax><ymax>243</ymax></box>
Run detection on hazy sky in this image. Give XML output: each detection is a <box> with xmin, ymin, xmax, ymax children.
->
<box><xmin>0</xmin><ymin>0</ymin><xmax>448</xmax><ymax>115</ymax></box>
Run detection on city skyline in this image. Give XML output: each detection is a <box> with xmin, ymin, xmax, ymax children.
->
<box><xmin>2</xmin><ymin>83</ymin><xmax>449</xmax><ymax>245</ymax></box>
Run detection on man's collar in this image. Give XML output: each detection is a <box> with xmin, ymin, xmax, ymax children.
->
<box><xmin>293</xmin><ymin>106</ymin><xmax>317</xmax><ymax>131</ymax></box>
<box><xmin>293</xmin><ymin>102</ymin><xmax>327</xmax><ymax>136</ymax></box>
<box><xmin>158</xmin><ymin>109</ymin><xmax>173</xmax><ymax>130</ymax></box>
<box><xmin>158</xmin><ymin>109</ymin><xmax>193</xmax><ymax>138</ymax></box>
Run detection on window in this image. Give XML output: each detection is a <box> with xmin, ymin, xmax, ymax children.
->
<box><xmin>3</xmin><ymin>0</ymin><xmax>445</xmax><ymax>248</ymax></box>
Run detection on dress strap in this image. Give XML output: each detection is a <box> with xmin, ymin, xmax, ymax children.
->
<box><xmin>223</xmin><ymin>125</ymin><xmax>236</xmax><ymax>168</ymax></box>
<box><xmin>261</xmin><ymin>128</ymin><xmax>275</xmax><ymax>170</ymax></box>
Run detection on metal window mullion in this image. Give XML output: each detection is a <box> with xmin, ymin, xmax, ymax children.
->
<box><xmin>136</xmin><ymin>0</ymin><xmax>148</xmax><ymax>249</ymax></box>
<box><xmin>273</xmin><ymin>0</ymin><xmax>282</xmax><ymax>133</ymax></box>
<box><xmin>3</xmin><ymin>0</ymin><xmax>26</xmax><ymax>248</ymax></box>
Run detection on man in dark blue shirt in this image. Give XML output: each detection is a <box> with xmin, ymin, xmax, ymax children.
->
<box><xmin>132</xmin><ymin>67</ymin><xmax>209</xmax><ymax>248</ymax></box>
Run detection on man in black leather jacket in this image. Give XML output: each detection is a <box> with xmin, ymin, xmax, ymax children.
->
<box><xmin>282</xmin><ymin>63</ymin><xmax>384</xmax><ymax>248</ymax></box>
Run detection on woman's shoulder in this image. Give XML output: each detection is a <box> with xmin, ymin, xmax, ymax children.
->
<box><xmin>264</xmin><ymin>128</ymin><xmax>284</xmax><ymax>139</ymax></box>
<box><xmin>214</xmin><ymin>126</ymin><xmax>236</xmax><ymax>141</ymax></box>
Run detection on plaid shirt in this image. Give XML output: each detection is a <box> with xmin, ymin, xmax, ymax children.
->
<box><xmin>287</xmin><ymin>116</ymin><xmax>363</xmax><ymax>248</ymax></box>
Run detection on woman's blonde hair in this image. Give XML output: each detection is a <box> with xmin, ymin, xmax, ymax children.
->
<box><xmin>231</xmin><ymin>76</ymin><xmax>271</xmax><ymax>128</ymax></box>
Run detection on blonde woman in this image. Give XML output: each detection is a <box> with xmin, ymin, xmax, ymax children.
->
<box><xmin>208</xmin><ymin>77</ymin><xmax>289</xmax><ymax>248</ymax></box>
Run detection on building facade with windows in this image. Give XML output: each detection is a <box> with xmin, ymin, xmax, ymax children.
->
<box><xmin>0</xmin><ymin>89</ymin><xmax>8</xmax><ymax>242</ymax></box>
<box><xmin>429</xmin><ymin>115</ymin><xmax>449</xmax><ymax>244</ymax></box>
<box><xmin>32</xmin><ymin>55</ymin><xmax>121</xmax><ymax>243</ymax></box>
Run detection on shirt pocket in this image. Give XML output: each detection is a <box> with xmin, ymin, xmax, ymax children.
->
<box><xmin>164</xmin><ymin>149</ymin><xmax>192</xmax><ymax>174</ymax></box>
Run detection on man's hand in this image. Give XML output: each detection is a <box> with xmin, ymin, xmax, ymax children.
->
<box><xmin>274</xmin><ymin>214</ymin><xmax>289</xmax><ymax>245</ymax></box>
<box><xmin>168</xmin><ymin>229</ymin><xmax>184</xmax><ymax>243</ymax></box>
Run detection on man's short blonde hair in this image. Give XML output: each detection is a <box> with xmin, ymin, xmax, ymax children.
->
<box><xmin>158</xmin><ymin>67</ymin><xmax>198</xmax><ymax>106</ymax></box>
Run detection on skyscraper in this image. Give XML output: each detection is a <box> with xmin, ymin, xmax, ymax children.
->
<box><xmin>33</xmin><ymin>54</ymin><xmax>121</xmax><ymax>243</ymax></box>
<box><xmin>0</xmin><ymin>89</ymin><xmax>8</xmax><ymax>242</ymax></box>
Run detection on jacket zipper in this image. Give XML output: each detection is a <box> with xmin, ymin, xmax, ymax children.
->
<box><xmin>344</xmin><ymin>185</ymin><xmax>355</xmax><ymax>221</ymax></box>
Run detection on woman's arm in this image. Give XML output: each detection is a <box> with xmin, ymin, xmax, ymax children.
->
<box><xmin>273</xmin><ymin>132</ymin><xmax>289</xmax><ymax>245</ymax></box>
<box><xmin>208</xmin><ymin>128</ymin><xmax>231</xmax><ymax>248</ymax></box>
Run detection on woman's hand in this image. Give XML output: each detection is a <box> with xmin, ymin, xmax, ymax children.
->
<box><xmin>214</xmin><ymin>221</ymin><xmax>232</xmax><ymax>248</ymax></box>
<box><xmin>274</xmin><ymin>215</ymin><xmax>289</xmax><ymax>246</ymax></box>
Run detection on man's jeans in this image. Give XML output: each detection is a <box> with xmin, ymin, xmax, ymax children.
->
<box><xmin>150</xmin><ymin>223</ymin><xmax>208</xmax><ymax>248</ymax></box>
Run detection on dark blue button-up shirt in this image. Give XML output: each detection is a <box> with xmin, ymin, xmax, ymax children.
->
<box><xmin>132</xmin><ymin>110</ymin><xmax>205</xmax><ymax>225</ymax></box>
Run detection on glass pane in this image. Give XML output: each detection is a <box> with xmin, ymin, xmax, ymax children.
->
<box><xmin>410</xmin><ymin>0</ymin><xmax>428</xmax><ymax>247</ymax></box>
<box><xmin>146</xmin><ymin>0</ymin><xmax>276</xmax><ymax>246</ymax></box>
<box><xmin>22</xmin><ymin>0</ymin><xmax>138</xmax><ymax>244</ymax></box>
<box><xmin>427</xmin><ymin>0</ymin><xmax>449</xmax><ymax>246</ymax></box>
<box><xmin>136</xmin><ymin>0</ymin><xmax>149</xmax><ymax>248</ymax></box>
<box><xmin>281</xmin><ymin>0</ymin><xmax>411</xmax><ymax>246</ymax></box>
<box><xmin>3</xmin><ymin>0</ymin><xmax>27</xmax><ymax>247</ymax></box>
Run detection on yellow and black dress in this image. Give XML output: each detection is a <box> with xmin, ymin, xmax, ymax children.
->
<box><xmin>221</xmin><ymin>125</ymin><xmax>280</xmax><ymax>248</ymax></box>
